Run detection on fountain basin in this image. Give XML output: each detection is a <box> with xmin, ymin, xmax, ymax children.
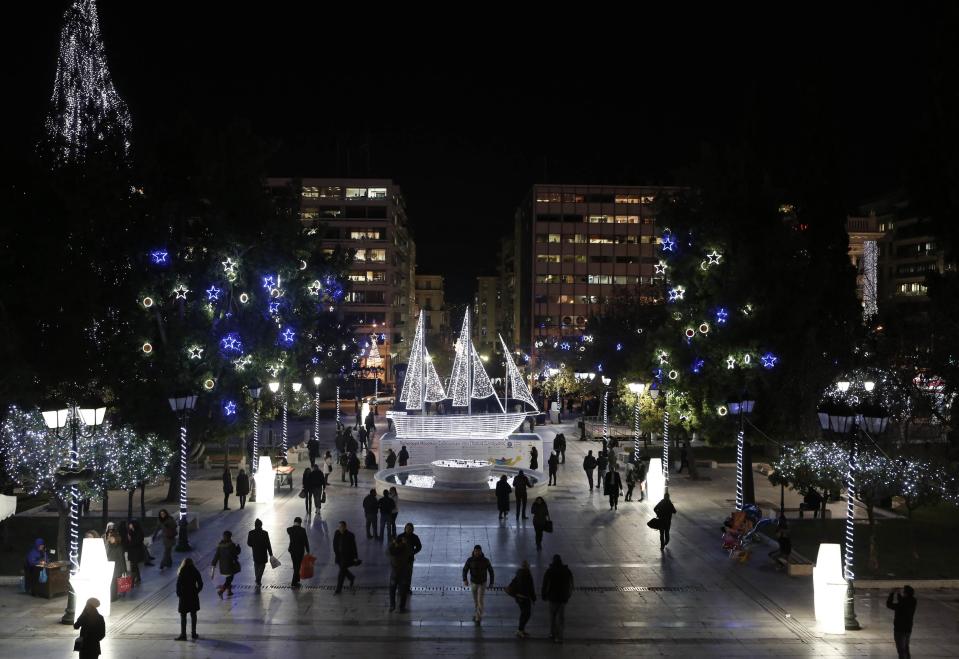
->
<box><xmin>430</xmin><ymin>459</ymin><xmax>493</xmax><ymax>486</ymax></box>
<box><xmin>374</xmin><ymin>465</ymin><xmax>547</xmax><ymax>504</ymax></box>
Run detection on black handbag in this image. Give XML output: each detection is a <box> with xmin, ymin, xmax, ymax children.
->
<box><xmin>647</xmin><ymin>517</ymin><xmax>661</xmax><ymax>530</ymax></box>
<box><xmin>73</xmin><ymin>637</ymin><xmax>83</xmax><ymax>652</ymax></box>
<box><xmin>544</xmin><ymin>519</ymin><xmax>554</xmax><ymax>533</ymax></box>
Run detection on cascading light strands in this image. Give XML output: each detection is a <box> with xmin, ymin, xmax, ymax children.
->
<box><xmin>45</xmin><ymin>0</ymin><xmax>132</xmax><ymax>165</ymax></box>
<box><xmin>499</xmin><ymin>334</ymin><xmax>538</xmax><ymax>411</ymax></box>
<box><xmin>449</xmin><ymin>315</ymin><xmax>470</xmax><ymax>407</ymax></box>
<box><xmin>861</xmin><ymin>240</ymin><xmax>879</xmax><ymax>322</ymax></box>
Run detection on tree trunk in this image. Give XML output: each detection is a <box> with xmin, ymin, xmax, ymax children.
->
<box><xmin>55</xmin><ymin>496</ymin><xmax>69</xmax><ymax>564</ymax></box>
<box><xmin>685</xmin><ymin>441</ymin><xmax>700</xmax><ymax>480</ymax></box>
<box><xmin>127</xmin><ymin>490</ymin><xmax>134</xmax><ymax>519</ymax></box>
<box><xmin>867</xmin><ymin>504</ymin><xmax>879</xmax><ymax>573</ymax></box>
<box><xmin>907</xmin><ymin>507</ymin><xmax>919</xmax><ymax>560</ymax></box>
<box><xmin>101</xmin><ymin>489</ymin><xmax>109</xmax><ymax>526</ymax></box>
<box><xmin>140</xmin><ymin>483</ymin><xmax>146</xmax><ymax>518</ymax></box>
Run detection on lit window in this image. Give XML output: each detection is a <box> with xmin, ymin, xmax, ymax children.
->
<box><xmin>350</xmin><ymin>230</ymin><xmax>383</xmax><ymax>240</ymax></box>
<box><xmin>615</xmin><ymin>194</ymin><xmax>641</xmax><ymax>203</ymax></box>
<box><xmin>346</xmin><ymin>188</ymin><xmax>367</xmax><ymax>199</ymax></box>
<box><xmin>537</xmin><ymin>254</ymin><xmax>561</xmax><ymax>263</ymax></box>
<box><xmin>548</xmin><ymin>234</ymin><xmax>561</xmax><ymax>243</ymax></box>
<box><xmin>588</xmin><ymin>215</ymin><xmax>612</xmax><ymax>224</ymax></box>
<box><xmin>368</xmin><ymin>187</ymin><xmax>388</xmax><ymax>199</ymax></box>
<box><xmin>614</xmin><ymin>215</ymin><xmax>639</xmax><ymax>224</ymax></box>
<box><xmin>302</xmin><ymin>186</ymin><xmax>319</xmax><ymax>198</ymax></box>
<box><xmin>368</xmin><ymin>249</ymin><xmax>386</xmax><ymax>262</ymax></box>
<box><xmin>561</xmin><ymin>254</ymin><xmax>587</xmax><ymax>264</ymax></box>
<box><xmin>589</xmin><ymin>235</ymin><xmax>614</xmax><ymax>244</ymax></box>
<box><xmin>567</xmin><ymin>234</ymin><xmax>586</xmax><ymax>243</ymax></box>
<box><xmin>319</xmin><ymin>186</ymin><xmax>342</xmax><ymax>199</ymax></box>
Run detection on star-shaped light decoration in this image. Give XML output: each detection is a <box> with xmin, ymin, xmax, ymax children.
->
<box><xmin>706</xmin><ymin>250</ymin><xmax>722</xmax><ymax>265</ymax></box>
<box><xmin>262</xmin><ymin>275</ymin><xmax>276</xmax><ymax>290</ymax></box>
<box><xmin>307</xmin><ymin>280</ymin><xmax>322</xmax><ymax>296</ymax></box>
<box><xmin>221</xmin><ymin>333</ymin><xmax>242</xmax><ymax>353</ymax></box>
<box><xmin>206</xmin><ymin>285</ymin><xmax>221</xmax><ymax>301</ymax></box>
<box><xmin>667</xmin><ymin>285</ymin><xmax>685</xmax><ymax>302</ymax></box>
<box><xmin>233</xmin><ymin>354</ymin><xmax>252</xmax><ymax>371</ymax></box>
<box><xmin>173</xmin><ymin>284</ymin><xmax>189</xmax><ymax>300</ymax></box>
<box><xmin>654</xmin><ymin>260</ymin><xmax>668</xmax><ymax>275</ymax></box>
<box><xmin>761</xmin><ymin>352</ymin><xmax>778</xmax><ymax>369</ymax></box>
<box><xmin>187</xmin><ymin>345</ymin><xmax>204</xmax><ymax>360</ymax></box>
<box><xmin>223</xmin><ymin>400</ymin><xmax>237</xmax><ymax>416</ymax></box>
<box><xmin>150</xmin><ymin>250</ymin><xmax>169</xmax><ymax>265</ymax></box>
<box><xmin>311</xmin><ymin>356</ymin><xmax>320</xmax><ymax>365</ymax></box>
<box><xmin>726</xmin><ymin>355</ymin><xmax>736</xmax><ymax>370</ymax></box>
<box><xmin>658</xmin><ymin>351</ymin><xmax>670</xmax><ymax>365</ymax></box>
<box><xmin>660</xmin><ymin>230</ymin><xmax>676</xmax><ymax>253</ymax></box>
<box><xmin>281</xmin><ymin>327</ymin><xmax>296</xmax><ymax>345</ymax></box>
<box><xmin>268</xmin><ymin>300</ymin><xmax>281</xmax><ymax>314</ymax></box>
<box><xmin>715</xmin><ymin>308</ymin><xmax>729</xmax><ymax>325</ymax></box>
<box><xmin>222</xmin><ymin>257</ymin><xmax>237</xmax><ymax>272</ymax></box>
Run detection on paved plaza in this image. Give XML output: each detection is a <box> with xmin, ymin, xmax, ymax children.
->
<box><xmin>2</xmin><ymin>421</ymin><xmax>958</xmax><ymax>657</ymax></box>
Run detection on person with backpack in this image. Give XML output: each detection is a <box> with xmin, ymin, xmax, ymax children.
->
<box><xmin>507</xmin><ymin>560</ymin><xmax>536</xmax><ymax>638</ymax></box>
<box><xmin>654</xmin><ymin>493</ymin><xmax>677</xmax><ymax>550</ymax></box>
<box><xmin>542</xmin><ymin>554</ymin><xmax>574</xmax><ymax>643</ymax></box>
<box><xmin>152</xmin><ymin>509</ymin><xmax>177</xmax><ymax>571</ymax></box>
<box><xmin>462</xmin><ymin>545</ymin><xmax>495</xmax><ymax>624</ymax></box>
<box><xmin>246</xmin><ymin>519</ymin><xmax>274</xmax><ymax>587</ymax></box>
<box><xmin>583</xmin><ymin>451</ymin><xmax>597</xmax><ymax>490</ymax></box>
<box><xmin>174</xmin><ymin>558</ymin><xmax>202</xmax><ymax>641</ymax></box>
<box><xmin>211</xmin><ymin>531</ymin><xmax>240</xmax><ymax>598</ymax></box>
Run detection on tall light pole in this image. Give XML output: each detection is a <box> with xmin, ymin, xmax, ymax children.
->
<box><xmin>41</xmin><ymin>405</ymin><xmax>105</xmax><ymax>624</ymax></box>
<box><xmin>627</xmin><ymin>383</ymin><xmax>648</xmax><ymax>464</ymax></box>
<box><xmin>649</xmin><ymin>383</ymin><xmax>668</xmax><ymax>492</ymax></box>
<box><xmin>313</xmin><ymin>376</ymin><xmax>323</xmax><ymax>442</ymax></box>
<box><xmin>168</xmin><ymin>394</ymin><xmax>197</xmax><ymax>552</ymax></box>
<box><xmin>574</xmin><ymin>371</ymin><xmax>595</xmax><ymax>440</ymax></box>
<box><xmin>728</xmin><ymin>396</ymin><xmax>756</xmax><ymax>511</ymax></box>
<box><xmin>601</xmin><ymin>376</ymin><xmax>611</xmax><ymax>451</ymax></box>
<box><xmin>249</xmin><ymin>386</ymin><xmax>262</xmax><ymax>475</ymax></box>
<box><xmin>269</xmin><ymin>380</ymin><xmax>301</xmax><ymax>460</ymax></box>
<box><xmin>817</xmin><ymin>378</ymin><xmax>888</xmax><ymax>632</ymax></box>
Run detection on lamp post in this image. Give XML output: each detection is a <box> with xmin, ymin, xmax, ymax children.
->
<box><xmin>313</xmin><ymin>376</ymin><xmax>323</xmax><ymax>442</ymax></box>
<box><xmin>817</xmin><ymin>379</ymin><xmax>888</xmax><ymax>632</ymax></box>
<box><xmin>574</xmin><ymin>372</ymin><xmax>595</xmax><ymax>440</ymax></box>
<box><xmin>249</xmin><ymin>386</ymin><xmax>262</xmax><ymax>475</ymax></box>
<box><xmin>42</xmin><ymin>405</ymin><xmax>105</xmax><ymax>624</ymax></box>
<box><xmin>601</xmin><ymin>376</ymin><xmax>611</xmax><ymax>451</ymax></box>
<box><xmin>728</xmin><ymin>396</ymin><xmax>756</xmax><ymax>511</ymax></box>
<box><xmin>649</xmin><ymin>383</ymin><xmax>668</xmax><ymax>492</ymax></box>
<box><xmin>336</xmin><ymin>383</ymin><xmax>341</xmax><ymax>428</ymax></box>
<box><xmin>546</xmin><ymin>367</ymin><xmax>560</xmax><ymax>423</ymax></box>
<box><xmin>167</xmin><ymin>394</ymin><xmax>197</xmax><ymax>552</ymax></box>
<box><xmin>627</xmin><ymin>383</ymin><xmax>648</xmax><ymax>464</ymax></box>
<box><xmin>269</xmin><ymin>380</ymin><xmax>301</xmax><ymax>460</ymax></box>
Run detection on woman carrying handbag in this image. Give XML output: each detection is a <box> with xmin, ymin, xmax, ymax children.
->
<box><xmin>73</xmin><ymin>597</ymin><xmax>105</xmax><ymax>659</ymax></box>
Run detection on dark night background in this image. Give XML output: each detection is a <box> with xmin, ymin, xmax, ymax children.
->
<box><xmin>5</xmin><ymin>3</ymin><xmax>955</xmax><ymax>300</ymax></box>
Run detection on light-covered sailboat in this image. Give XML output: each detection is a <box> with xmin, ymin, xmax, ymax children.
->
<box><xmin>387</xmin><ymin>310</ymin><xmax>537</xmax><ymax>439</ymax></box>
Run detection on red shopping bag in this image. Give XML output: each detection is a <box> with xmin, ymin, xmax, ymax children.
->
<box><xmin>299</xmin><ymin>553</ymin><xmax>316</xmax><ymax>580</ymax></box>
<box><xmin>117</xmin><ymin>574</ymin><xmax>133</xmax><ymax>594</ymax></box>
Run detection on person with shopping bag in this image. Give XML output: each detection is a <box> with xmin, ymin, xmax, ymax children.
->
<box><xmin>332</xmin><ymin>520</ymin><xmax>359</xmax><ymax>594</ymax></box>
<box><xmin>287</xmin><ymin>516</ymin><xmax>309</xmax><ymax>589</ymax></box>
<box><xmin>211</xmin><ymin>531</ymin><xmax>241</xmax><ymax>598</ymax></box>
<box><xmin>246</xmin><ymin>519</ymin><xmax>274</xmax><ymax>587</ymax></box>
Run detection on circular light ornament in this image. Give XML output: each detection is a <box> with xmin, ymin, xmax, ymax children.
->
<box><xmin>699</xmin><ymin>323</ymin><xmax>710</xmax><ymax>334</ymax></box>
<box><xmin>142</xmin><ymin>296</ymin><xmax>154</xmax><ymax>308</ymax></box>
<box><xmin>685</xmin><ymin>328</ymin><xmax>696</xmax><ymax>339</ymax></box>
<box><xmin>743</xmin><ymin>354</ymin><xmax>751</xmax><ymax>365</ymax></box>
<box><xmin>717</xmin><ymin>405</ymin><xmax>728</xmax><ymax>416</ymax></box>
<box><xmin>299</xmin><ymin>259</ymin><xmax>308</xmax><ymax>270</ymax></box>
<box><xmin>239</xmin><ymin>293</ymin><xmax>249</xmax><ymax>304</ymax></box>
<box><xmin>204</xmin><ymin>378</ymin><xmax>216</xmax><ymax>390</ymax></box>
<box><xmin>270</xmin><ymin>288</ymin><xmax>281</xmax><ymax>298</ymax></box>
<box><xmin>668</xmin><ymin>370</ymin><xmax>678</xmax><ymax>380</ymax></box>
<box><xmin>141</xmin><ymin>342</ymin><xmax>153</xmax><ymax>354</ymax></box>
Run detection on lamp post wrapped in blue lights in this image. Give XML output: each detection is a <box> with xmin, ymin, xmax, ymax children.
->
<box><xmin>728</xmin><ymin>396</ymin><xmax>756</xmax><ymax>511</ymax></box>
<box><xmin>42</xmin><ymin>404</ymin><xmax>105</xmax><ymax>624</ymax></box>
<box><xmin>627</xmin><ymin>383</ymin><xmax>649</xmax><ymax>464</ymax></box>
<box><xmin>817</xmin><ymin>379</ymin><xmax>889</xmax><ymax>632</ymax></box>
<box><xmin>574</xmin><ymin>371</ymin><xmax>595</xmax><ymax>440</ymax></box>
<box><xmin>168</xmin><ymin>394</ymin><xmax>197</xmax><ymax>552</ymax></box>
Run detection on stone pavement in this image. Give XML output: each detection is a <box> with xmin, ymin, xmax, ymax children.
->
<box><xmin>2</xmin><ymin>419</ymin><xmax>958</xmax><ymax>657</ymax></box>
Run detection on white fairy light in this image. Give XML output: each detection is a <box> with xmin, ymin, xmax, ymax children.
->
<box><xmin>173</xmin><ymin>284</ymin><xmax>189</xmax><ymax>300</ymax></box>
<box><xmin>862</xmin><ymin>240</ymin><xmax>879</xmax><ymax>322</ymax></box>
<box><xmin>706</xmin><ymin>250</ymin><xmax>722</xmax><ymax>265</ymax></box>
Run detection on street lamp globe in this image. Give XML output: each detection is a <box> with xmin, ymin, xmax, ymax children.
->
<box><xmin>627</xmin><ymin>382</ymin><xmax>646</xmax><ymax>395</ymax></box>
<box><xmin>291</xmin><ymin>382</ymin><xmax>302</xmax><ymax>393</ymax></box>
<box><xmin>836</xmin><ymin>381</ymin><xmax>851</xmax><ymax>393</ymax></box>
<box><xmin>863</xmin><ymin>381</ymin><xmax>875</xmax><ymax>392</ymax></box>
<box><xmin>313</xmin><ymin>375</ymin><xmax>322</xmax><ymax>387</ymax></box>
<box><xmin>268</xmin><ymin>381</ymin><xmax>280</xmax><ymax>394</ymax></box>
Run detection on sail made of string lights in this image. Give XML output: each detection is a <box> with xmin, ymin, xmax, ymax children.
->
<box><xmin>499</xmin><ymin>334</ymin><xmax>538</xmax><ymax>410</ymax></box>
<box><xmin>399</xmin><ymin>311</ymin><xmax>446</xmax><ymax>410</ymax></box>
<box><xmin>862</xmin><ymin>240</ymin><xmax>879</xmax><ymax>322</ymax></box>
<box><xmin>45</xmin><ymin>0</ymin><xmax>132</xmax><ymax>165</ymax></box>
<box><xmin>449</xmin><ymin>315</ymin><xmax>470</xmax><ymax>407</ymax></box>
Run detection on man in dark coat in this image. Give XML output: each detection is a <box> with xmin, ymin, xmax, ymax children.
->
<box><xmin>604</xmin><ymin>468</ymin><xmax>623</xmax><ymax>510</ymax></box>
<box><xmin>222</xmin><ymin>468</ymin><xmax>233</xmax><ymax>510</ymax></box>
<box><xmin>363</xmin><ymin>488</ymin><xmax>379</xmax><ymax>539</ymax></box>
<box><xmin>388</xmin><ymin>533</ymin><xmax>413</xmax><ymax>612</ymax></box>
<box><xmin>235</xmin><ymin>469</ymin><xmax>250</xmax><ymax>509</ymax></box>
<box><xmin>654</xmin><ymin>493</ymin><xmax>677</xmax><ymax>550</ymax></box>
<box><xmin>287</xmin><ymin>517</ymin><xmax>310</xmax><ymax>588</ymax></box>
<box><xmin>247</xmin><ymin>519</ymin><xmax>273</xmax><ymax>586</ymax></box>
<box><xmin>307</xmin><ymin>435</ymin><xmax>320</xmax><ymax>466</ymax></box>
<box><xmin>509</xmin><ymin>560</ymin><xmax>536</xmax><ymax>637</ymax></box>
<box><xmin>495</xmin><ymin>474</ymin><xmax>512</xmax><ymax>519</ymax></box>
<box><xmin>377</xmin><ymin>489</ymin><xmax>396</xmax><ymax>540</ymax></box>
<box><xmin>595</xmin><ymin>451</ymin><xmax>608</xmax><ymax>488</ymax></box>
<box><xmin>529</xmin><ymin>445</ymin><xmax>539</xmax><ymax>471</ymax></box>
<box><xmin>348</xmin><ymin>451</ymin><xmax>360</xmax><ymax>487</ymax></box>
<box><xmin>542</xmin><ymin>554</ymin><xmax>574</xmax><ymax>643</ymax></box>
<box><xmin>554</xmin><ymin>433</ymin><xmax>566</xmax><ymax>463</ymax></box>
<box><xmin>365</xmin><ymin>410</ymin><xmax>376</xmax><ymax>440</ymax></box>
<box><xmin>345</xmin><ymin>430</ymin><xmax>358</xmax><ymax>455</ymax></box>
<box><xmin>547</xmin><ymin>451</ymin><xmax>559</xmax><ymax>485</ymax></box>
<box><xmin>175</xmin><ymin>558</ymin><xmax>203</xmax><ymax>640</ymax></box>
<box><xmin>462</xmin><ymin>544</ymin><xmax>495</xmax><ymax>623</ymax></box>
<box><xmin>332</xmin><ymin>521</ymin><xmax>358</xmax><ymax>594</ymax></box>
<box><xmin>385</xmin><ymin>449</ymin><xmax>397</xmax><ymax>469</ymax></box>
<box><xmin>358</xmin><ymin>425</ymin><xmax>369</xmax><ymax>453</ymax></box>
<box><xmin>583</xmin><ymin>451</ymin><xmax>597</xmax><ymax>490</ymax></box>
<box><xmin>398</xmin><ymin>445</ymin><xmax>410</xmax><ymax>467</ymax></box>
<box><xmin>400</xmin><ymin>523</ymin><xmax>422</xmax><ymax>566</ymax></box>
<box><xmin>512</xmin><ymin>470</ymin><xmax>531</xmax><ymax>521</ymax></box>
<box><xmin>887</xmin><ymin>585</ymin><xmax>917</xmax><ymax>659</ymax></box>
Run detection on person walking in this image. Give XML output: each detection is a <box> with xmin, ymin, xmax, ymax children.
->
<box><xmin>654</xmin><ymin>493</ymin><xmax>677</xmax><ymax>550</ymax></box>
<box><xmin>123</xmin><ymin>520</ymin><xmax>146</xmax><ymax>586</ymax></box>
<box><xmin>542</xmin><ymin>554</ymin><xmax>574</xmax><ymax>643</ymax></box>
<box><xmin>636</xmin><ymin>457</ymin><xmax>648</xmax><ymax>501</ymax></box>
<box><xmin>887</xmin><ymin>585</ymin><xmax>917</xmax><ymax>659</ymax></box>
<box><xmin>495</xmin><ymin>474</ymin><xmax>512</xmax><ymax>520</ymax></box>
<box><xmin>339</xmin><ymin>451</ymin><xmax>349</xmax><ymax>482</ymax></box>
<box><xmin>310</xmin><ymin>465</ymin><xmax>325</xmax><ymax>515</ymax></box>
<box><xmin>348</xmin><ymin>451</ymin><xmax>360</xmax><ymax>487</ymax></box>
<box><xmin>385</xmin><ymin>448</ymin><xmax>397</xmax><ymax>469</ymax></box>
<box><xmin>355</xmin><ymin>400</ymin><xmax>362</xmax><ymax>430</ymax></box>
<box><xmin>531</xmin><ymin>496</ymin><xmax>551</xmax><ymax>550</ymax></box>
<box><xmin>307</xmin><ymin>434</ymin><xmax>320</xmax><ymax>467</ymax></box>
<box><xmin>358</xmin><ymin>425</ymin><xmax>369</xmax><ymax>453</ymax></box>
<box><xmin>174</xmin><ymin>558</ymin><xmax>203</xmax><ymax>641</ymax></box>
<box><xmin>529</xmin><ymin>445</ymin><xmax>539</xmax><ymax>471</ymax></box>
<box><xmin>363</xmin><ymin>488</ymin><xmax>379</xmax><ymax>539</ymax></box>
<box><xmin>247</xmin><ymin>519</ymin><xmax>274</xmax><ymax>587</ymax></box>
<box><xmin>388</xmin><ymin>486</ymin><xmax>400</xmax><ymax>539</ymax></box>
<box><xmin>677</xmin><ymin>442</ymin><xmax>689</xmax><ymax>473</ymax></box>
<box><xmin>377</xmin><ymin>489</ymin><xmax>396</xmax><ymax>540</ymax></box>
<box><xmin>400</xmin><ymin>523</ymin><xmax>422</xmax><ymax>565</ymax></box>
<box><xmin>287</xmin><ymin>517</ymin><xmax>309</xmax><ymax>589</ymax></box>
<box><xmin>398</xmin><ymin>445</ymin><xmax>410</xmax><ymax>467</ymax></box>
<box><xmin>507</xmin><ymin>560</ymin><xmax>536</xmax><ymax>638</ymax></box>
<box><xmin>345</xmin><ymin>430</ymin><xmax>358</xmax><ymax>455</ymax></box>
<box><xmin>388</xmin><ymin>533</ymin><xmax>412</xmax><ymax>612</ymax></box>
<box><xmin>513</xmin><ymin>470</ymin><xmax>531</xmax><ymax>521</ymax></box>
<box><xmin>604</xmin><ymin>467</ymin><xmax>623</xmax><ymax>510</ymax></box>
<box><xmin>332</xmin><ymin>521</ymin><xmax>358</xmax><ymax>594</ymax></box>
<box><xmin>211</xmin><ymin>530</ymin><xmax>240</xmax><ymax>598</ymax></box>
<box><xmin>583</xmin><ymin>451</ymin><xmax>597</xmax><ymax>490</ymax></box>
<box><xmin>302</xmin><ymin>466</ymin><xmax>315</xmax><ymax>516</ymax></box>
<box><xmin>625</xmin><ymin>466</ymin><xmax>636</xmax><ymax>502</ymax></box>
<box><xmin>554</xmin><ymin>433</ymin><xmax>566</xmax><ymax>464</ymax></box>
<box><xmin>547</xmin><ymin>451</ymin><xmax>559</xmax><ymax>485</ymax></box>
<box><xmin>334</xmin><ymin>430</ymin><xmax>345</xmax><ymax>460</ymax></box>
<box><xmin>105</xmin><ymin>530</ymin><xmax>125</xmax><ymax>601</ymax></box>
<box><xmin>235</xmin><ymin>468</ymin><xmax>250</xmax><ymax>509</ymax></box>
<box><xmin>596</xmin><ymin>451</ymin><xmax>608</xmax><ymax>488</ymax></box>
<box><xmin>73</xmin><ymin>597</ymin><xmax>106</xmax><ymax>658</ymax></box>
<box><xmin>221</xmin><ymin>467</ymin><xmax>234</xmax><ymax>510</ymax></box>
<box><xmin>324</xmin><ymin>450</ymin><xmax>333</xmax><ymax>475</ymax></box>
<box><xmin>462</xmin><ymin>545</ymin><xmax>494</xmax><ymax>624</ymax></box>
<box><xmin>365</xmin><ymin>410</ymin><xmax>376</xmax><ymax>441</ymax></box>
<box><xmin>152</xmin><ymin>509</ymin><xmax>177</xmax><ymax>571</ymax></box>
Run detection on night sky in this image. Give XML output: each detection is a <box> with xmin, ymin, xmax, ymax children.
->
<box><xmin>6</xmin><ymin>3</ymin><xmax>952</xmax><ymax>300</ymax></box>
